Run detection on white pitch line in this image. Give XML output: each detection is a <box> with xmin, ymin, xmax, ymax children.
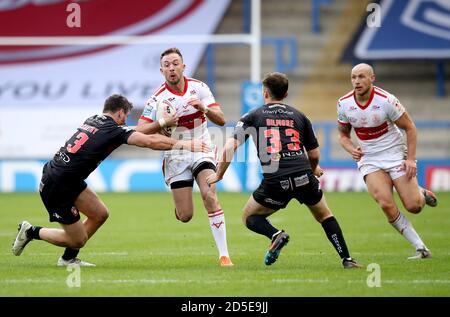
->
<box><xmin>1</xmin><ymin>278</ymin><xmax>58</xmax><ymax>284</ymax></box>
<box><xmin>4</xmin><ymin>249</ymin><xmax>450</xmax><ymax>257</ymax></box>
<box><xmin>144</xmin><ymin>251</ymin><xmax>215</xmax><ymax>256</ymax></box>
<box><xmin>84</xmin><ymin>252</ymin><xmax>128</xmax><ymax>256</ymax></box>
<box><xmin>21</xmin><ymin>252</ymin><xmax>129</xmax><ymax>256</ymax></box>
<box><xmin>272</xmin><ymin>278</ymin><xmax>330</xmax><ymax>284</ymax></box>
<box><xmin>9</xmin><ymin>250</ymin><xmax>450</xmax><ymax>256</ymax></box>
<box><xmin>265</xmin><ymin>251</ymin><xmax>450</xmax><ymax>256</ymax></box>
<box><xmin>0</xmin><ymin>278</ymin><xmax>229</xmax><ymax>285</ymax></box>
<box><xmin>3</xmin><ymin>278</ymin><xmax>449</xmax><ymax>285</ymax></box>
<box><xmin>383</xmin><ymin>279</ymin><xmax>450</xmax><ymax>284</ymax></box>
<box><xmin>86</xmin><ymin>279</ymin><xmax>181</xmax><ymax>284</ymax></box>
<box><xmin>1</xmin><ymin>251</ymin><xmax>201</xmax><ymax>256</ymax></box>
<box><xmin>348</xmin><ymin>279</ymin><xmax>450</xmax><ymax>284</ymax></box>
<box><xmin>351</xmin><ymin>251</ymin><xmax>450</xmax><ymax>256</ymax></box>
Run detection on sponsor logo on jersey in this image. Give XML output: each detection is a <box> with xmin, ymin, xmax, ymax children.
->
<box><xmin>294</xmin><ymin>174</ymin><xmax>309</xmax><ymax>187</ymax></box>
<box><xmin>262</xmin><ymin>109</ymin><xmax>294</xmax><ymax>115</ymax></box>
<box><xmin>387</xmin><ymin>95</ymin><xmax>396</xmax><ymax>104</ymax></box>
<box><xmin>142</xmin><ymin>107</ymin><xmax>153</xmax><ymax>116</ymax></box>
<box><xmin>280</xmin><ymin>180</ymin><xmax>290</xmax><ymax>190</ymax></box>
<box><xmin>57</xmin><ymin>151</ymin><xmax>70</xmax><ymax>163</ymax></box>
<box><xmin>372</xmin><ymin>114</ymin><xmax>381</xmax><ymax>125</ymax></box>
<box><xmin>93</xmin><ymin>116</ymin><xmax>107</xmax><ymax>124</ymax></box>
<box><xmin>348</xmin><ymin>116</ymin><xmax>358</xmax><ymax>124</ymax></box>
<box><xmin>282</xmin><ymin>151</ymin><xmax>303</xmax><ymax>158</ymax></box>
<box><xmin>181</xmin><ymin>104</ymin><xmax>190</xmax><ymax>113</ymax></box>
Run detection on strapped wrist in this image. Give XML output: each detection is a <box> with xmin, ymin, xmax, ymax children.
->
<box><xmin>158</xmin><ymin>117</ymin><xmax>167</xmax><ymax>128</ymax></box>
<box><xmin>199</xmin><ymin>103</ymin><xmax>208</xmax><ymax>113</ymax></box>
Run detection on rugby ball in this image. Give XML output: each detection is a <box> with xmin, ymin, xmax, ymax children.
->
<box><xmin>156</xmin><ymin>99</ymin><xmax>177</xmax><ymax>136</ymax></box>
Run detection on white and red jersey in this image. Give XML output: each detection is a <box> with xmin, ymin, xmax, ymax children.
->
<box><xmin>337</xmin><ymin>86</ymin><xmax>407</xmax><ymax>157</ymax></box>
<box><xmin>140</xmin><ymin>77</ymin><xmax>219</xmax><ymax>153</ymax></box>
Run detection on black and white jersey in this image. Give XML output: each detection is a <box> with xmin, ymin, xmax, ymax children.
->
<box><xmin>46</xmin><ymin>115</ymin><xmax>134</xmax><ymax>183</ymax></box>
<box><xmin>233</xmin><ymin>103</ymin><xmax>319</xmax><ymax>179</ymax></box>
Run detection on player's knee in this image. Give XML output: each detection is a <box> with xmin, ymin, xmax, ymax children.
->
<box><xmin>176</xmin><ymin>209</ymin><xmax>193</xmax><ymax>223</ymax></box>
<box><xmin>245</xmin><ymin>214</ymin><xmax>259</xmax><ymax>229</ymax></box>
<box><xmin>99</xmin><ymin>207</ymin><xmax>109</xmax><ymax>222</ymax></box>
<box><xmin>405</xmin><ymin>202</ymin><xmax>422</xmax><ymax>214</ymax></box>
<box><xmin>93</xmin><ymin>206</ymin><xmax>109</xmax><ymax>224</ymax></box>
<box><xmin>70</xmin><ymin>234</ymin><xmax>88</xmax><ymax>249</ymax></box>
<box><xmin>178</xmin><ymin>214</ymin><xmax>192</xmax><ymax>223</ymax></box>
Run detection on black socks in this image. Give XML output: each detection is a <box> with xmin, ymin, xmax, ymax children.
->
<box><xmin>321</xmin><ymin>216</ymin><xmax>351</xmax><ymax>259</ymax></box>
<box><xmin>26</xmin><ymin>226</ymin><xmax>42</xmax><ymax>240</ymax></box>
<box><xmin>24</xmin><ymin>226</ymin><xmax>80</xmax><ymax>261</ymax></box>
<box><xmin>246</xmin><ymin>215</ymin><xmax>278</xmax><ymax>239</ymax></box>
<box><xmin>246</xmin><ymin>214</ymin><xmax>353</xmax><ymax>261</ymax></box>
<box><xmin>62</xmin><ymin>248</ymin><xmax>80</xmax><ymax>261</ymax></box>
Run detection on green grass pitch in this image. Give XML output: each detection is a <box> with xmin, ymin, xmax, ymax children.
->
<box><xmin>0</xmin><ymin>192</ymin><xmax>449</xmax><ymax>297</ymax></box>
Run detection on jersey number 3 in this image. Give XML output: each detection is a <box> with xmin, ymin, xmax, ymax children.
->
<box><xmin>67</xmin><ymin>132</ymin><xmax>89</xmax><ymax>154</ymax></box>
<box><xmin>264</xmin><ymin>128</ymin><xmax>300</xmax><ymax>153</ymax></box>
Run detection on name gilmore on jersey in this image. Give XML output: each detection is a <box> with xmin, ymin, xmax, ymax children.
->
<box><xmin>265</xmin><ymin>119</ymin><xmax>295</xmax><ymax>128</ymax></box>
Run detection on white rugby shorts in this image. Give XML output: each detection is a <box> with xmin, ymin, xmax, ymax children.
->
<box><xmin>357</xmin><ymin>146</ymin><xmax>407</xmax><ymax>180</ymax></box>
<box><xmin>163</xmin><ymin>148</ymin><xmax>216</xmax><ymax>185</ymax></box>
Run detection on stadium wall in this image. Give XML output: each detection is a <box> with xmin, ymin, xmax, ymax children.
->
<box><xmin>1</xmin><ymin>157</ymin><xmax>449</xmax><ymax>193</ymax></box>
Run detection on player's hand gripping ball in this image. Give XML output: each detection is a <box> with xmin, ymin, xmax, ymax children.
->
<box><xmin>156</xmin><ymin>99</ymin><xmax>177</xmax><ymax>137</ymax></box>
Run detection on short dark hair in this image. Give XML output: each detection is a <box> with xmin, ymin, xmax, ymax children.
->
<box><xmin>103</xmin><ymin>94</ymin><xmax>133</xmax><ymax>113</ymax></box>
<box><xmin>160</xmin><ymin>47</ymin><xmax>183</xmax><ymax>62</ymax></box>
<box><xmin>262</xmin><ymin>72</ymin><xmax>289</xmax><ymax>100</ymax></box>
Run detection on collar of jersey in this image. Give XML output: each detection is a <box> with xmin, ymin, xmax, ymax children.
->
<box><xmin>265</xmin><ymin>102</ymin><xmax>288</xmax><ymax>108</ymax></box>
<box><xmin>165</xmin><ymin>76</ymin><xmax>188</xmax><ymax>96</ymax></box>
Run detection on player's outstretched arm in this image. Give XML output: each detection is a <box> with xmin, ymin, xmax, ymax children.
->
<box><xmin>206</xmin><ymin>138</ymin><xmax>241</xmax><ymax>185</ymax></box>
<box><xmin>134</xmin><ymin>119</ymin><xmax>163</xmax><ymax>135</ymax></box>
<box><xmin>127</xmin><ymin>132</ymin><xmax>209</xmax><ymax>152</ymax></box>
<box><xmin>134</xmin><ymin>115</ymin><xmax>179</xmax><ymax>135</ymax></box>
